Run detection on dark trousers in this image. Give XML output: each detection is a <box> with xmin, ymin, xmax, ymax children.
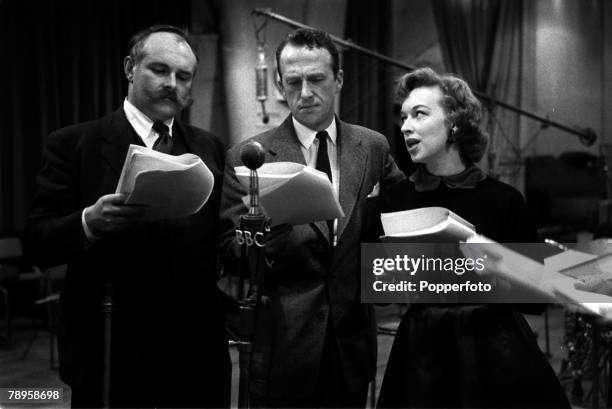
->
<box><xmin>69</xmin><ymin>345</ymin><xmax>231</xmax><ymax>409</ymax></box>
<box><xmin>70</xmin><ymin>373</ymin><xmax>231</xmax><ymax>409</ymax></box>
<box><xmin>250</xmin><ymin>325</ymin><xmax>369</xmax><ymax>409</ymax></box>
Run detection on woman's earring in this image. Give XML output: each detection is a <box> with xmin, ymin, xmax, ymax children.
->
<box><xmin>448</xmin><ymin>125</ymin><xmax>458</xmax><ymax>143</ymax></box>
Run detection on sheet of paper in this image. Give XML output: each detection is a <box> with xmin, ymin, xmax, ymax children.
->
<box><xmin>235</xmin><ymin>162</ymin><xmax>344</xmax><ymax>226</ymax></box>
<box><xmin>381</xmin><ymin>220</ymin><xmax>475</xmax><ymax>243</ymax></box>
<box><xmin>461</xmin><ymin>236</ymin><xmax>555</xmax><ymax>302</ymax></box>
<box><xmin>544</xmin><ymin>250</ymin><xmax>597</xmax><ymax>273</ymax></box>
<box><xmin>116</xmin><ymin>144</ymin><xmax>214</xmax><ymax>220</ymax></box>
<box><xmin>546</xmin><ymin>252</ymin><xmax>612</xmax><ymax>280</ymax></box>
<box><xmin>462</xmin><ymin>236</ymin><xmax>612</xmax><ymax>316</ymax></box>
<box><xmin>236</xmin><ymin>162</ymin><xmax>304</xmax><ymax>192</ymax></box>
<box><xmin>381</xmin><ymin>207</ymin><xmax>474</xmax><ymax>237</ymax></box>
<box><xmin>116</xmin><ymin>145</ymin><xmax>199</xmax><ymax>194</ymax></box>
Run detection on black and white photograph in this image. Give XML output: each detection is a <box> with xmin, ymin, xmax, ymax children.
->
<box><xmin>1</xmin><ymin>0</ymin><xmax>612</xmax><ymax>408</ymax></box>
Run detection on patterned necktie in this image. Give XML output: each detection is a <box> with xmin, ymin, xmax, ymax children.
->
<box><xmin>152</xmin><ymin>122</ymin><xmax>173</xmax><ymax>154</ymax></box>
<box><xmin>316</xmin><ymin>131</ymin><xmax>334</xmax><ymax>242</ymax></box>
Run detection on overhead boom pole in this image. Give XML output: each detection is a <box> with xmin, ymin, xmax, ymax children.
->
<box><xmin>252</xmin><ymin>8</ymin><xmax>596</xmax><ymax>146</ymax></box>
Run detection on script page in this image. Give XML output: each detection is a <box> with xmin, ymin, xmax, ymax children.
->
<box><xmin>235</xmin><ymin>162</ymin><xmax>343</xmax><ymax>226</ymax></box>
<box><xmin>116</xmin><ymin>145</ymin><xmax>214</xmax><ymax>219</ymax></box>
<box><xmin>381</xmin><ymin>207</ymin><xmax>475</xmax><ymax>242</ymax></box>
<box><xmin>116</xmin><ymin>145</ymin><xmax>198</xmax><ymax>193</ymax></box>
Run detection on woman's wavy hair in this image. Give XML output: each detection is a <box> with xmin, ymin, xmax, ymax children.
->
<box><xmin>396</xmin><ymin>67</ymin><xmax>488</xmax><ymax>165</ymax></box>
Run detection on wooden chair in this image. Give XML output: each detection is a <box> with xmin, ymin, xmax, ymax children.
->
<box><xmin>31</xmin><ymin>265</ymin><xmax>65</xmax><ymax>369</ymax></box>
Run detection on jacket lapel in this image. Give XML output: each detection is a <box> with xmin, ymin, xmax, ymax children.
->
<box><xmin>101</xmin><ymin>108</ymin><xmax>142</xmax><ymax>179</ymax></box>
<box><xmin>266</xmin><ymin>117</ymin><xmax>306</xmax><ymax>165</ymax></box>
<box><xmin>337</xmin><ymin>120</ymin><xmax>366</xmax><ymax>239</ymax></box>
<box><xmin>267</xmin><ymin>117</ymin><xmax>330</xmax><ymax>243</ymax></box>
<box><xmin>174</xmin><ymin>120</ymin><xmax>198</xmax><ymax>156</ymax></box>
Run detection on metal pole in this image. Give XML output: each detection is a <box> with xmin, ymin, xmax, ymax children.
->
<box><xmin>102</xmin><ymin>283</ymin><xmax>113</xmax><ymax>409</ymax></box>
<box><xmin>233</xmin><ymin>142</ymin><xmax>271</xmax><ymax>409</ymax></box>
<box><xmin>252</xmin><ymin>8</ymin><xmax>596</xmax><ymax>146</ymax></box>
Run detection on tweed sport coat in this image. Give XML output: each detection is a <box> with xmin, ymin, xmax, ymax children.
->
<box><xmin>219</xmin><ymin>115</ymin><xmax>404</xmax><ymax>399</ymax></box>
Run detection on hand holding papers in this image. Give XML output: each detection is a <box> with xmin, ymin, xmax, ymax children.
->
<box><xmin>462</xmin><ymin>235</ymin><xmax>612</xmax><ymax>317</ymax></box>
<box><xmin>116</xmin><ymin>144</ymin><xmax>214</xmax><ymax>219</ymax></box>
<box><xmin>234</xmin><ymin>162</ymin><xmax>344</xmax><ymax>226</ymax></box>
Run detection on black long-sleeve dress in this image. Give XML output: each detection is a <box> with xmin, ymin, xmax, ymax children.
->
<box><xmin>376</xmin><ymin>166</ymin><xmax>570</xmax><ymax>409</ymax></box>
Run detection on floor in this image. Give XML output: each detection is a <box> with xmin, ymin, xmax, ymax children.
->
<box><xmin>0</xmin><ymin>305</ymin><xmax>599</xmax><ymax>409</ymax></box>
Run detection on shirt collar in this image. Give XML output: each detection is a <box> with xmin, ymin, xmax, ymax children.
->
<box><xmin>292</xmin><ymin>116</ymin><xmax>337</xmax><ymax>150</ymax></box>
<box><xmin>123</xmin><ymin>99</ymin><xmax>174</xmax><ymax>140</ymax></box>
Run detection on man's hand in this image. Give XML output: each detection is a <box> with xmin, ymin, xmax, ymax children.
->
<box><xmin>84</xmin><ymin>193</ymin><xmax>147</xmax><ymax>237</ymax></box>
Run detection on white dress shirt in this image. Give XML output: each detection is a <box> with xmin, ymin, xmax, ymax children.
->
<box><xmin>123</xmin><ymin>99</ymin><xmax>174</xmax><ymax>147</ymax></box>
<box><xmin>81</xmin><ymin>100</ymin><xmax>175</xmax><ymax>241</ymax></box>
<box><xmin>292</xmin><ymin>116</ymin><xmax>340</xmax><ymax>245</ymax></box>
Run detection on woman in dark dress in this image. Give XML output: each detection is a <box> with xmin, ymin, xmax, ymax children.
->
<box><xmin>376</xmin><ymin>68</ymin><xmax>570</xmax><ymax>409</ymax></box>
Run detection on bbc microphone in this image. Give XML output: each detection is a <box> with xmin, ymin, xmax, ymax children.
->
<box><xmin>234</xmin><ymin>141</ymin><xmax>269</xmax><ymax>409</ymax></box>
<box><xmin>240</xmin><ymin>141</ymin><xmax>266</xmax><ymax>171</ymax></box>
<box><xmin>240</xmin><ymin>141</ymin><xmax>266</xmax><ymax>216</ymax></box>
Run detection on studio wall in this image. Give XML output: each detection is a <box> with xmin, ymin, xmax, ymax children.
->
<box><xmin>530</xmin><ymin>0</ymin><xmax>605</xmax><ymax>157</ymax></box>
<box><xmin>389</xmin><ymin>0</ymin><xmax>612</xmax><ymax>182</ymax></box>
<box><xmin>208</xmin><ymin>0</ymin><xmax>347</xmax><ymax>147</ymax></box>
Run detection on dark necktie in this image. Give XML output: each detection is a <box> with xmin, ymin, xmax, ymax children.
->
<box><xmin>316</xmin><ymin>131</ymin><xmax>334</xmax><ymax>242</ymax></box>
<box><xmin>152</xmin><ymin>122</ymin><xmax>173</xmax><ymax>154</ymax></box>
<box><xmin>316</xmin><ymin>131</ymin><xmax>332</xmax><ymax>182</ymax></box>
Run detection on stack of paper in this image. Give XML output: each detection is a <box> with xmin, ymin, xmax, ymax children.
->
<box><xmin>380</xmin><ymin>207</ymin><xmax>476</xmax><ymax>243</ymax></box>
<box><xmin>235</xmin><ymin>162</ymin><xmax>344</xmax><ymax>226</ymax></box>
<box><xmin>462</xmin><ymin>235</ymin><xmax>612</xmax><ymax>317</ymax></box>
<box><xmin>116</xmin><ymin>144</ymin><xmax>214</xmax><ymax>219</ymax></box>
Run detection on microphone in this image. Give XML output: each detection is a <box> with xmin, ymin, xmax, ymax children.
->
<box><xmin>255</xmin><ymin>45</ymin><xmax>270</xmax><ymax>124</ymax></box>
<box><xmin>240</xmin><ymin>142</ymin><xmax>266</xmax><ymax>215</ymax></box>
<box><xmin>233</xmin><ymin>140</ymin><xmax>270</xmax><ymax>409</ymax></box>
<box><xmin>240</xmin><ymin>141</ymin><xmax>265</xmax><ymax>170</ymax></box>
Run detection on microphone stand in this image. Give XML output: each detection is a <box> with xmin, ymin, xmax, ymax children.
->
<box><xmin>234</xmin><ymin>142</ymin><xmax>270</xmax><ymax>409</ymax></box>
<box><xmin>102</xmin><ymin>282</ymin><xmax>113</xmax><ymax>408</ymax></box>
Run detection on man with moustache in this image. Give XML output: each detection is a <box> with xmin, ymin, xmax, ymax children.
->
<box><xmin>24</xmin><ymin>25</ymin><xmax>230</xmax><ymax>408</ymax></box>
<box><xmin>219</xmin><ymin>28</ymin><xmax>404</xmax><ymax>408</ymax></box>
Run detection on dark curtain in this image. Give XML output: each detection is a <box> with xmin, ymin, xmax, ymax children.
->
<box><xmin>341</xmin><ymin>0</ymin><xmax>408</xmax><ymax>169</ymax></box>
<box><xmin>431</xmin><ymin>0</ymin><xmax>524</xmax><ymax>185</ymax></box>
<box><xmin>1</xmin><ymin>0</ymin><xmax>192</xmax><ymax>234</ymax></box>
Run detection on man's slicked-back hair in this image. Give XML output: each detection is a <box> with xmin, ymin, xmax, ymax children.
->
<box><xmin>275</xmin><ymin>28</ymin><xmax>340</xmax><ymax>80</ymax></box>
<box><xmin>127</xmin><ymin>24</ymin><xmax>198</xmax><ymax>64</ymax></box>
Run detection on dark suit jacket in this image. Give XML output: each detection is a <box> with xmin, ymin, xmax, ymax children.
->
<box><xmin>219</xmin><ymin>115</ymin><xmax>404</xmax><ymax>399</ymax></box>
<box><xmin>24</xmin><ymin>109</ymin><xmax>230</xmax><ymax>407</ymax></box>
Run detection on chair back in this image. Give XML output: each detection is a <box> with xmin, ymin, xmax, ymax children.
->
<box><xmin>0</xmin><ymin>238</ymin><xmax>23</xmax><ymax>261</ymax></box>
